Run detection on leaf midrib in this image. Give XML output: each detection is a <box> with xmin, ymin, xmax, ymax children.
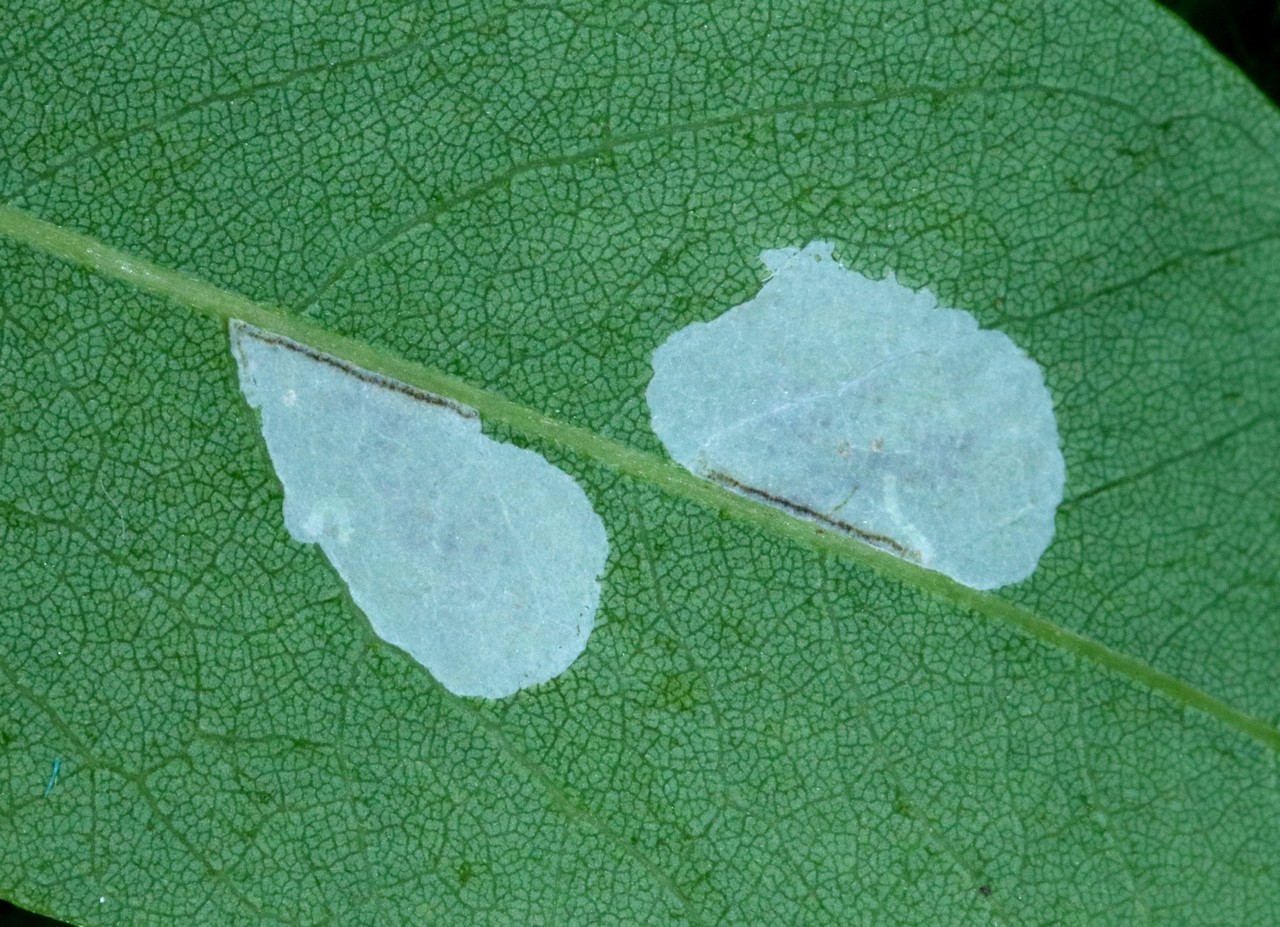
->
<box><xmin>2</xmin><ymin>201</ymin><xmax>1277</xmax><ymax>753</ymax></box>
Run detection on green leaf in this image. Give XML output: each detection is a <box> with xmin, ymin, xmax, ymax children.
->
<box><xmin>2</xmin><ymin>2</ymin><xmax>1278</xmax><ymax>925</ymax></box>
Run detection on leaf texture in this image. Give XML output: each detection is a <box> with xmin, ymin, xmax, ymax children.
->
<box><xmin>2</xmin><ymin>1</ymin><xmax>1279</xmax><ymax>925</ymax></box>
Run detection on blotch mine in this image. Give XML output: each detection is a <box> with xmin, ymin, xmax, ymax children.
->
<box><xmin>646</xmin><ymin>241</ymin><xmax>1065</xmax><ymax>590</ymax></box>
<box><xmin>231</xmin><ymin>322</ymin><xmax>609</xmax><ymax>698</ymax></box>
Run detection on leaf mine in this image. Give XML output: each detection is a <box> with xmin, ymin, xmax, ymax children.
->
<box><xmin>646</xmin><ymin>241</ymin><xmax>1066</xmax><ymax>590</ymax></box>
<box><xmin>230</xmin><ymin>322</ymin><xmax>609</xmax><ymax>698</ymax></box>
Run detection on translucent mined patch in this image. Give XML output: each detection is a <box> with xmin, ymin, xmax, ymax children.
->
<box><xmin>646</xmin><ymin>242</ymin><xmax>1065</xmax><ymax>590</ymax></box>
<box><xmin>231</xmin><ymin>322</ymin><xmax>609</xmax><ymax>698</ymax></box>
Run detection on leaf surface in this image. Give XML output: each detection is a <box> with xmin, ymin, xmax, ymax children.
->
<box><xmin>2</xmin><ymin>2</ymin><xmax>1279</xmax><ymax>925</ymax></box>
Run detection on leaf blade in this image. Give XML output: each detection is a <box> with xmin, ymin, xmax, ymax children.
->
<box><xmin>3</xmin><ymin>1</ymin><xmax>1280</xmax><ymax>925</ymax></box>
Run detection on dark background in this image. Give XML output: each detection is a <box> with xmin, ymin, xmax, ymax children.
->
<box><xmin>1</xmin><ymin>2</ymin><xmax>1275</xmax><ymax>926</ymax></box>
<box><xmin>1165</xmin><ymin>0</ymin><xmax>1280</xmax><ymax>103</ymax></box>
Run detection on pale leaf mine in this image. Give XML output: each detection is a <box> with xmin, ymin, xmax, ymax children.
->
<box><xmin>647</xmin><ymin>242</ymin><xmax>1065</xmax><ymax>590</ymax></box>
<box><xmin>231</xmin><ymin>322</ymin><xmax>609</xmax><ymax>698</ymax></box>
